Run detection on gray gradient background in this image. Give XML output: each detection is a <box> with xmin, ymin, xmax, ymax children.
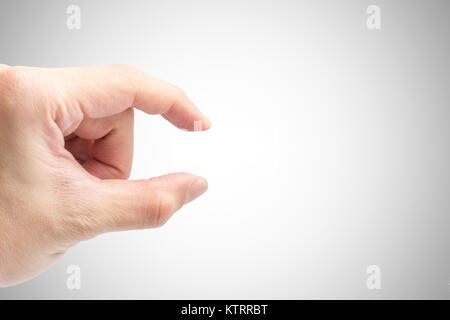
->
<box><xmin>0</xmin><ymin>0</ymin><xmax>449</xmax><ymax>299</ymax></box>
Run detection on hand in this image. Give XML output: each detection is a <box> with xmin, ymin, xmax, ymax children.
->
<box><xmin>0</xmin><ymin>64</ymin><xmax>210</xmax><ymax>287</ymax></box>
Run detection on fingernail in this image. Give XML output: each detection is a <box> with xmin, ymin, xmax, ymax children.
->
<box><xmin>193</xmin><ymin>119</ymin><xmax>212</xmax><ymax>131</ymax></box>
<box><xmin>185</xmin><ymin>177</ymin><xmax>208</xmax><ymax>204</ymax></box>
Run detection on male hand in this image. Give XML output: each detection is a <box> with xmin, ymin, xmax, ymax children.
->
<box><xmin>0</xmin><ymin>64</ymin><xmax>210</xmax><ymax>287</ymax></box>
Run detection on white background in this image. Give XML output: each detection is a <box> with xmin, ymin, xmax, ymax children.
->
<box><xmin>0</xmin><ymin>0</ymin><xmax>449</xmax><ymax>299</ymax></box>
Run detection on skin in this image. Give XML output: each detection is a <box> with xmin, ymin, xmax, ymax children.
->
<box><xmin>0</xmin><ymin>64</ymin><xmax>211</xmax><ymax>287</ymax></box>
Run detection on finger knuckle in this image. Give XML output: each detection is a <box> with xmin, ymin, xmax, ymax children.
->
<box><xmin>172</xmin><ymin>85</ymin><xmax>188</xmax><ymax>100</ymax></box>
<box><xmin>0</xmin><ymin>66</ymin><xmax>31</xmax><ymax>100</ymax></box>
<box><xmin>143</xmin><ymin>192</ymin><xmax>174</xmax><ymax>228</ymax></box>
<box><xmin>115</xmin><ymin>63</ymin><xmax>140</xmax><ymax>75</ymax></box>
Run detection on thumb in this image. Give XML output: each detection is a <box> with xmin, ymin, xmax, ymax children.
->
<box><xmin>78</xmin><ymin>172</ymin><xmax>208</xmax><ymax>235</ymax></box>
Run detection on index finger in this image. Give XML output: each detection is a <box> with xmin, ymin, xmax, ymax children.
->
<box><xmin>46</xmin><ymin>64</ymin><xmax>211</xmax><ymax>132</ymax></box>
